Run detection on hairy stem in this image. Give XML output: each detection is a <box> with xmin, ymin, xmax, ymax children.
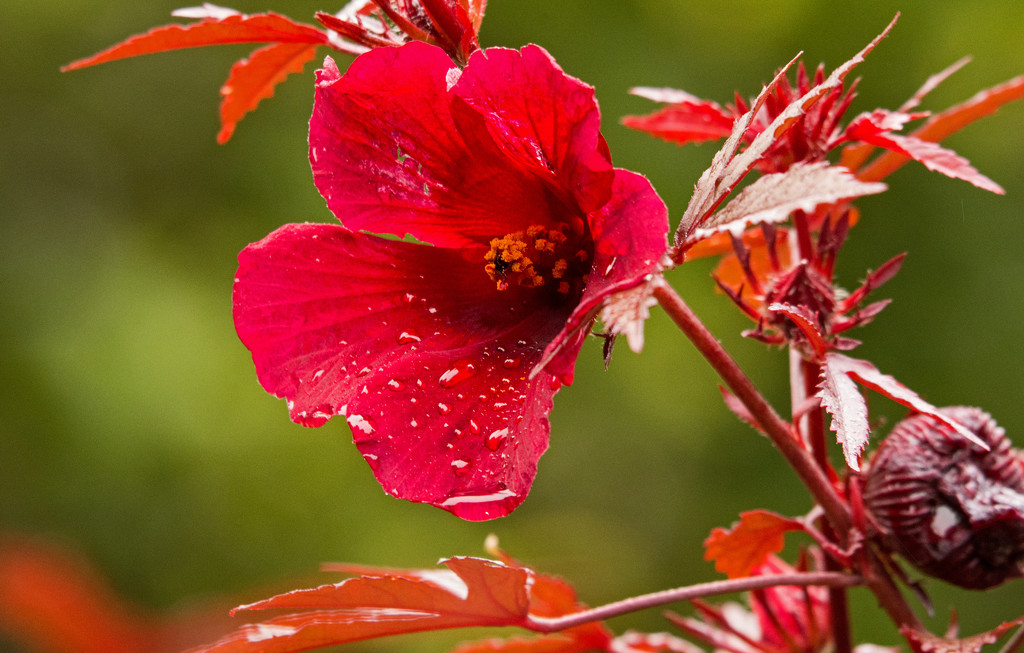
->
<box><xmin>653</xmin><ymin>283</ymin><xmax>851</xmax><ymax>533</ymax></box>
<box><xmin>524</xmin><ymin>572</ymin><xmax>861</xmax><ymax>633</ymax></box>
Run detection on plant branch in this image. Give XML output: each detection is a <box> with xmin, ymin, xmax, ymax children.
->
<box><xmin>653</xmin><ymin>283</ymin><xmax>852</xmax><ymax>534</ymax></box>
<box><xmin>524</xmin><ymin>572</ymin><xmax>861</xmax><ymax>633</ymax></box>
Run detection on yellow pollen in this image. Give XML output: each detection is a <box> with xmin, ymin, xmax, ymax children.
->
<box><xmin>485</xmin><ymin>223</ymin><xmax>586</xmax><ymax>294</ymax></box>
<box><xmin>552</xmin><ymin>259</ymin><xmax>568</xmax><ymax>279</ymax></box>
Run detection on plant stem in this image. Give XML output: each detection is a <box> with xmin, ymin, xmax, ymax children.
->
<box><xmin>653</xmin><ymin>281</ymin><xmax>922</xmax><ymax>631</ymax></box>
<box><xmin>653</xmin><ymin>283</ymin><xmax>851</xmax><ymax>534</ymax></box>
<box><xmin>795</xmin><ymin>353</ymin><xmax>852</xmax><ymax>653</ymax></box>
<box><xmin>524</xmin><ymin>572</ymin><xmax>861</xmax><ymax>633</ymax></box>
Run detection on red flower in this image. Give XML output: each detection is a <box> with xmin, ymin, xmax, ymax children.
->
<box><xmin>233</xmin><ymin>42</ymin><xmax>668</xmax><ymax>520</ymax></box>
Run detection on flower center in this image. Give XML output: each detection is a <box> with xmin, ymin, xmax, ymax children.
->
<box><xmin>484</xmin><ymin>223</ymin><xmax>590</xmax><ymax>296</ymax></box>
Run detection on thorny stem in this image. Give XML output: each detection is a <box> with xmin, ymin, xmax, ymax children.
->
<box><xmin>653</xmin><ymin>282</ymin><xmax>923</xmax><ymax>631</ymax></box>
<box><xmin>523</xmin><ymin>572</ymin><xmax>861</xmax><ymax>633</ymax></box>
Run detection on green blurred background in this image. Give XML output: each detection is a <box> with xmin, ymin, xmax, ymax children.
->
<box><xmin>2</xmin><ymin>0</ymin><xmax>1023</xmax><ymax>651</ymax></box>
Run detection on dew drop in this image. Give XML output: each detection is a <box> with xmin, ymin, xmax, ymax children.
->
<box><xmin>397</xmin><ymin>331</ymin><xmax>422</xmax><ymax>345</ymax></box>
<box><xmin>456</xmin><ymin>393</ymin><xmax>465</xmax><ymax>401</ymax></box>
<box><xmin>363</xmin><ymin>453</ymin><xmax>380</xmax><ymax>470</ymax></box>
<box><xmin>347</xmin><ymin>414</ymin><xmax>375</xmax><ymax>436</ymax></box>
<box><xmin>439</xmin><ymin>360</ymin><xmax>477</xmax><ymax>387</ymax></box>
<box><xmin>404</xmin><ymin>293</ymin><xmax>416</xmax><ymax>303</ymax></box>
<box><xmin>469</xmin><ymin>419</ymin><xmax>481</xmax><ymax>435</ymax></box>
<box><xmin>492</xmin><ymin>402</ymin><xmax>508</xmax><ymax>412</ymax></box>
<box><xmin>502</xmin><ymin>356</ymin><xmax>522</xmax><ymax>369</ymax></box>
<box><xmin>357</xmin><ymin>366</ymin><xmax>373</xmax><ymax>377</ymax></box>
<box><xmin>486</xmin><ymin>428</ymin><xmax>509</xmax><ymax>451</ymax></box>
<box><xmin>454</xmin><ymin>428</ymin><xmax>464</xmax><ymax>439</ymax></box>
<box><xmin>549</xmin><ymin>377</ymin><xmax>562</xmax><ymax>391</ymax></box>
<box><xmin>438</xmin><ymin>403</ymin><xmax>452</xmax><ymax>415</ymax></box>
<box><xmin>410</xmin><ymin>419</ymin><xmax>419</xmax><ymax>428</ymax></box>
<box><xmin>386</xmin><ymin>379</ymin><xmax>405</xmax><ymax>392</ymax></box>
<box><xmin>451</xmin><ymin>459</ymin><xmax>471</xmax><ymax>476</ymax></box>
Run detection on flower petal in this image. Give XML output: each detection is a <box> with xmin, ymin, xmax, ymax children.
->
<box><xmin>233</xmin><ymin>223</ymin><xmax>568</xmax><ymax>519</ymax></box>
<box><xmin>539</xmin><ymin>169</ymin><xmax>669</xmax><ymax>383</ymax></box>
<box><xmin>309</xmin><ymin>43</ymin><xmax>600</xmax><ymax>249</ymax></box>
<box><xmin>452</xmin><ymin>45</ymin><xmax>614</xmax><ymax>213</ymax></box>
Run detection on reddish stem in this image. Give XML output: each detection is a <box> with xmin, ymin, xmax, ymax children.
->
<box><xmin>654</xmin><ymin>282</ymin><xmax>922</xmax><ymax>631</ymax></box>
<box><xmin>653</xmin><ymin>283</ymin><xmax>851</xmax><ymax>533</ymax></box>
<box><xmin>523</xmin><ymin>572</ymin><xmax>860</xmax><ymax>633</ymax></box>
<box><xmin>796</xmin><ymin>355</ymin><xmax>851</xmax><ymax>653</ymax></box>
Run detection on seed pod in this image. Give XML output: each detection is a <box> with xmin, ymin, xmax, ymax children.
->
<box><xmin>863</xmin><ymin>407</ymin><xmax>1024</xmax><ymax>589</ymax></box>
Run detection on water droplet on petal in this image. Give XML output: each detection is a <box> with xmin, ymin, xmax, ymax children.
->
<box><xmin>439</xmin><ymin>361</ymin><xmax>477</xmax><ymax>387</ymax></box>
<box><xmin>386</xmin><ymin>379</ymin><xmax>405</xmax><ymax>391</ymax></box>
<box><xmin>486</xmin><ymin>428</ymin><xmax>509</xmax><ymax>451</ymax></box>
<box><xmin>502</xmin><ymin>356</ymin><xmax>522</xmax><ymax>369</ymax></box>
<box><xmin>492</xmin><ymin>402</ymin><xmax>508</xmax><ymax>412</ymax></box>
<box><xmin>363</xmin><ymin>453</ymin><xmax>380</xmax><ymax>470</ymax></box>
<box><xmin>454</xmin><ymin>428</ymin><xmax>464</xmax><ymax>439</ymax></box>
<box><xmin>438</xmin><ymin>403</ymin><xmax>452</xmax><ymax>415</ymax></box>
<box><xmin>398</xmin><ymin>331</ymin><xmax>422</xmax><ymax>344</ymax></box>
<box><xmin>357</xmin><ymin>366</ymin><xmax>373</xmax><ymax>377</ymax></box>
<box><xmin>347</xmin><ymin>414</ymin><xmax>375</xmax><ymax>436</ymax></box>
<box><xmin>549</xmin><ymin>377</ymin><xmax>562</xmax><ymax>391</ymax></box>
<box><xmin>451</xmin><ymin>459</ymin><xmax>471</xmax><ymax>476</ymax></box>
<box><xmin>410</xmin><ymin>419</ymin><xmax>419</xmax><ymax>428</ymax></box>
<box><xmin>469</xmin><ymin>419</ymin><xmax>481</xmax><ymax>435</ymax></box>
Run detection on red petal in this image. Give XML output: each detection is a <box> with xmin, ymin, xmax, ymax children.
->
<box><xmin>309</xmin><ymin>43</ymin><xmax>616</xmax><ymax>250</ymax></box>
<box><xmin>195</xmin><ymin>557</ymin><xmax>531</xmax><ymax>652</ymax></box>
<box><xmin>62</xmin><ymin>12</ymin><xmax>328</xmax><ymax>71</ymax></box>
<box><xmin>539</xmin><ymin>170</ymin><xmax>669</xmax><ymax>383</ymax></box>
<box><xmin>233</xmin><ymin>223</ymin><xmax>569</xmax><ymax>520</ymax></box>
<box><xmin>454</xmin><ymin>45</ymin><xmax>615</xmax><ymax>214</ymax></box>
<box><xmin>217</xmin><ymin>43</ymin><xmax>318</xmax><ymax>144</ymax></box>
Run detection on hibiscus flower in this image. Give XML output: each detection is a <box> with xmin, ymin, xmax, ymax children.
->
<box><xmin>233</xmin><ymin>41</ymin><xmax>668</xmax><ymax>520</ymax></box>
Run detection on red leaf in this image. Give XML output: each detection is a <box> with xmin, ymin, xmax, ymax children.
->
<box><xmin>217</xmin><ymin>42</ymin><xmax>319</xmax><ymax>143</ymax></box>
<box><xmin>622</xmin><ymin>88</ymin><xmax>735</xmax><ymax>145</ymax></box>
<box><xmin>769</xmin><ymin>302</ymin><xmax>828</xmax><ymax>358</ymax></box>
<box><xmin>855</xmin><ymin>75</ymin><xmax>1024</xmax><ymax>183</ymax></box>
<box><xmin>818</xmin><ymin>354</ymin><xmax>870</xmax><ymax>470</ymax></box>
<box><xmin>62</xmin><ymin>11</ymin><xmax>329</xmax><ymax>71</ymax></box>
<box><xmin>687</xmin><ymin>162</ymin><xmax>886</xmax><ymax>248</ymax></box>
<box><xmin>703</xmin><ymin>511</ymin><xmax>805</xmax><ymax>579</ymax></box>
<box><xmin>675</xmin><ymin>15</ymin><xmax>897</xmax><ymax>249</ymax></box>
<box><xmin>900</xmin><ymin>618</ymin><xmax>1024</xmax><ymax>653</ymax></box>
<box><xmin>844</xmin><ymin>112</ymin><xmax>1003</xmax><ymax>193</ymax></box>
<box><xmin>820</xmin><ymin>353</ymin><xmax>989</xmax><ymax>470</ymax></box>
<box><xmin>192</xmin><ymin>557</ymin><xmax>533</xmax><ymax>652</ymax></box>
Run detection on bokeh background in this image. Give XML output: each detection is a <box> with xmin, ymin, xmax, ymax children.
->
<box><xmin>2</xmin><ymin>0</ymin><xmax>1023</xmax><ymax>651</ymax></box>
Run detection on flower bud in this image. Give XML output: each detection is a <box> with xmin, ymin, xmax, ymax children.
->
<box><xmin>863</xmin><ymin>407</ymin><xmax>1024</xmax><ymax>589</ymax></box>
